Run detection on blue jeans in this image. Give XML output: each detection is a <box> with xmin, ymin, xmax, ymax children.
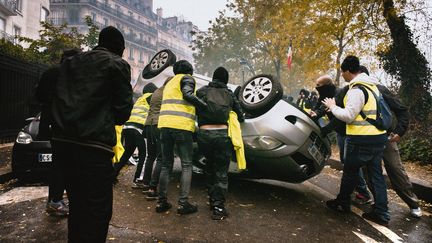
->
<box><xmin>337</xmin><ymin>134</ymin><xmax>370</xmax><ymax>198</ymax></box>
<box><xmin>337</xmin><ymin>137</ymin><xmax>389</xmax><ymax>221</ymax></box>
<box><xmin>158</xmin><ymin>128</ymin><xmax>193</xmax><ymax>205</ymax></box>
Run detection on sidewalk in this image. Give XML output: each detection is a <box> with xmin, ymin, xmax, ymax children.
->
<box><xmin>0</xmin><ymin>143</ymin><xmax>14</xmax><ymax>184</ymax></box>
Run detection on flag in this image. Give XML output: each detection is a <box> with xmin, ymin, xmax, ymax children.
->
<box><xmin>287</xmin><ymin>43</ymin><xmax>292</xmax><ymax>71</ymax></box>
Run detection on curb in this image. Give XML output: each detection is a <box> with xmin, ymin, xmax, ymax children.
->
<box><xmin>0</xmin><ymin>171</ymin><xmax>14</xmax><ymax>184</ymax></box>
<box><xmin>326</xmin><ymin>159</ymin><xmax>432</xmax><ymax>204</ymax></box>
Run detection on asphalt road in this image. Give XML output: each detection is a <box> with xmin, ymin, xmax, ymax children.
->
<box><xmin>0</xmin><ymin>164</ymin><xmax>431</xmax><ymax>242</ymax></box>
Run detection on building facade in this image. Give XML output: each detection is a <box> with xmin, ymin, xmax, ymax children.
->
<box><xmin>49</xmin><ymin>0</ymin><xmax>195</xmax><ymax>83</ymax></box>
<box><xmin>0</xmin><ymin>0</ymin><xmax>50</xmax><ymax>44</ymax></box>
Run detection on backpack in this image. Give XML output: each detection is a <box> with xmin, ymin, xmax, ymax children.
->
<box><xmin>355</xmin><ymin>84</ymin><xmax>393</xmax><ymax>131</ymax></box>
<box><xmin>205</xmin><ymin>87</ymin><xmax>232</xmax><ymax>124</ymax></box>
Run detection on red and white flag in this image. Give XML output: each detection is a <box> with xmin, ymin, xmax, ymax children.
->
<box><xmin>287</xmin><ymin>44</ymin><xmax>292</xmax><ymax>71</ymax></box>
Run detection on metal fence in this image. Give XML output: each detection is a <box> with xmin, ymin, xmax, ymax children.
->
<box><xmin>0</xmin><ymin>54</ymin><xmax>47</xmax><ymax>143</ymax></box>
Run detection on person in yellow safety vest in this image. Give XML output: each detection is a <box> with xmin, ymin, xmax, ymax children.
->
<box><xmin>322</xmin><ymin>55</ymin><xmax>390</xmax><ymax>226</ymax></box>
<box><xmin>113</xmin><ymin>82</ymin><xmax>157</xmax><ymax>185</ymax></box>
<box><xmin>155</xmin><ymin>60</ymin><xmax>207</xmax><ymax>215</ymax></box>
<box><xmin>195</xmin><ymin>67</ymin><xmax>245</xmax><ymax>220</ymax></box>
<box><xmin>296</xmin><ymin>89</ymin><xmax>310</xmax><ymax>112</ymax></box>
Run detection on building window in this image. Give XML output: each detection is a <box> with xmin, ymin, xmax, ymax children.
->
<box><xmin>40</xmin><ymin>7</ymin><xmax>49</xmax><ymax>22</ymax></box>
<box><xmin>15</xmin><ymin>0</ymin><xmax>22</xmax><ymax>13</ymax></box>
<box><xmin>139</xmin><ymin>33</ymin><xmax>143</xmax><ymax>40</ymax></box>
<box><xmin>103</xmin><ymin>18</ymin><xmax>108</xmax><ymax>27</ymax></box>
<box><xmin>91</xmin><ymin>12</ymin><xmax>96</xmax><ymax>21</ymax></box>
<box><xmin>129</xmin><ymin>48</ymin><xmax>134</xmax><ymax>60</ymax></box>
<box><xmin>13</xmin><ymin>25</ymin><xmax>21</xmax><ymax>44</ymax></box>
<box><xmin>139</xmin><ymin>51</ymin><xmax>143</xmax><ymax>62</ymax></box>
<box><xmin>0</xmin><ymin>17</ymin><xmax>5</xmax><ymax>32</ymax></box>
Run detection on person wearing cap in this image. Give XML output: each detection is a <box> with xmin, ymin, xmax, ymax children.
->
<box><xmin>196</xmin><ymin>67</ymin><xmax>244</xmax><ymax>220</ymax></box>
<box><xmin>156</xmin><ymin>60</ymin><xmax>207</xmax><ymax>215</ymax></box>
<box><xmin>51</xmin><ymin>26</ymin><xmax>133</xmax><ymax>242</ymax></box>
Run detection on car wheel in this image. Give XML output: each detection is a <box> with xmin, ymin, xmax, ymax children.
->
<box><xmin>239</xmin><ymin>74</ymin><xmax>283</xmax><ymax>116</ymax></box>
<box><xmin>142</xmin><ymin>49</ymin><xmax>176</xmax><ymax>79</ymax></box>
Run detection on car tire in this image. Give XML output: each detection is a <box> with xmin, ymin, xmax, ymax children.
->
<box><xmin>142</xmin><ymin>49</ymin><xmax>176</xmax><ymax>79</ymax></box>
<box><xmin>239</xmin><ymin>74</ymin><xmax>283</xmax><ymax>117</ymax></box>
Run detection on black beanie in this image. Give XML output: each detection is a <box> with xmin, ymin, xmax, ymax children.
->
<box><xmin>173</xmin><ymin>60</ymin><xmax>193</xmax><ymax>75</ymax></box>
<box><xmin>142</xmin><ymin>82</ymin><xmax>157</xmax><ymax>94</ymax></box>
<box><xmin>212</xmin><ymin>67</ymin><xmax>229</xmax><ymax>84</ymax></box>
<box><xmin>98</xmin><ymin>26</ymin><xmax>125</xmax><ymax>56</ymax></box>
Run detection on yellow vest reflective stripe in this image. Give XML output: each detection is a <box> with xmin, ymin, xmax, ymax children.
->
<box><xmin>126</xmin><ymin>93</ymin><xmax>151</xmax><ymax>124</ymax></box>
<box><xmin>345</xmin><ymin>81</ymin><xmax>386</xmax><ymax>136</ymax></box>
<box><xmin>158</xmin><ymin>74</ymin><xmax>196</xmax><ymax>132</ymax></box>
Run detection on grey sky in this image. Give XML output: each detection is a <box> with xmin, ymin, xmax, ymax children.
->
<box><xmin>153</xmin><ymin>0</ymin><xmax>229</xmax><ymax>31</ymax></box>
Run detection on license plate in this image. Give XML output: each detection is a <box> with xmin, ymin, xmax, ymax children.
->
<box><xmin>38</xmin><ymin>153</ymin><xmax>52</xmax><ymax>162</ymax></box>
<box><xmin>308</xmin><ymin>144</ymin><xmax>324</xmax><ymax>165</ymax></box>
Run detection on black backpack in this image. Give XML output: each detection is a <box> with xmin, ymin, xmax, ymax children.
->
<box><xmin>205</xmin><ymin>87</ymin><xmax>232</xmax><ymax>124</ymax></box>
<box><xmin>355</xmin><ymin>84</ymin><xmax>393</xmax><ymax>131</ymax></box>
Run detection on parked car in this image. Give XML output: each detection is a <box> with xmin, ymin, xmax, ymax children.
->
<box><xmin>12</xmin><ymin>114</ymin><xmax>52</xmax><ymax>181</ymax></box>
<box><xmin>137</xmin><ymin>49</ymin><xmax>331</xmax><ymax>183</ymax></box>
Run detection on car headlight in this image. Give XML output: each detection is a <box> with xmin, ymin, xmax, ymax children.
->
<box><xmin>243</xmin><ymin>136</ymin><xmax>282</xmax><ymax>150</ymax></box>
<box><xmin>16</xmin><ymin>131</ymin><xmax>33</xmax><ymax>144</ymax></box>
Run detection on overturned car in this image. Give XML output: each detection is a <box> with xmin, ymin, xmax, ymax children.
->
<box><xmin>135</xmin><ymin>49</ymin><xmax>331</xmax><ymax>183</ymax></box>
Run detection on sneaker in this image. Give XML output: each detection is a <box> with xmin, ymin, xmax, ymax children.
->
<box><xmin>155</xmin><ymin>201</ymin><xmax>172</xmax><ymax>213</ymax></box>
<box><xmin>362</xmin><ymin>212</ymin><xmax>389</xmax><ymax>226</ymax></box>
<box><xmin>131</xmin><ymin>181</ymin><xmax>145</xmax><ymax>189</ymax></box>
<box><xmin>46</xmin><ymin>200</ymin><xmax>69</xmax><ymax>217</ymax></box>
<box><xmin>326</xmin><ymin>199</ymin><xmax>351</xmax><ymax>213</ymax></box>
<box><xmin>212</xmin><ymin>206</ymin><xmax>229</xmax><ymax>220</ymax></box>
<box><xmin>146</xmin><ymin>189</ymin><xmax>158</xmax><ymax>201</ymax></box>
<box><xmin>141</xmin><ymin>185</ymin><xmax>151</xmax><ymax>193</ymax></box>
<box><xmin>177</xmin><ymin>202</ymin><xmax>198</xmax><ymax>215</ymax></box>
<box><xmin>354</xmin><ymin>192</ymin><xmax>373</xmax><ymax>205</ymax></box>
<box><xmin>410</xmin><ymin>208</ymin><xmax>422</xmax><ymax>218</ymax></box>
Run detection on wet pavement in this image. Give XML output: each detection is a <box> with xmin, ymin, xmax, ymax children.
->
<box><xmin>0</xmin><ymin>164</ymin><xmax>431</xmax><ymax>242</ymax></box>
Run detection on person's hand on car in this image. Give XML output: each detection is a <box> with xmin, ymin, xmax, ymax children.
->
<box><xmin>388</xmin><ymin>133</ymin><xmax>401</xmax><ymax>143</ymax></box>
<box><xmin>321</xmin><ymin>97</ymin><xmax>336</xmax><ymax>110</ymax></box>
<box><xmin>309</xmin><ymin>110</ymin><xmax>317</xmax><ymax>117</ymax></box>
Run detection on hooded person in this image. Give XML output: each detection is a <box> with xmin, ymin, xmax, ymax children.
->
<box><xmin>195</xmin><ymin>66</ymin><xmax>244</xmax><ymax>220</ymax></box>
<box><xmin>310</xmin><ymin>75</ymin><xmax>337</xmax><ymax>119</ymax></box>
<box><xmin>113</xmin><ymin>82</ymin><xmax>158</xmax><ymax>186</ymax></box>
<box><xmin>155</xmin><ymin>60</ymin><xmax>207</xmax><ymax>215</ymax></box>
<box><xmin>50</xmin><ymin>26</ymin><xmax>133</xmax><ymax>242</ymax></box>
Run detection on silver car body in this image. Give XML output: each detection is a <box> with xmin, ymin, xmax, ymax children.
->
<box><xmin>135</xmin><ymin>66</ymin><xmax>330</xmax><ymax>183</ymax></box>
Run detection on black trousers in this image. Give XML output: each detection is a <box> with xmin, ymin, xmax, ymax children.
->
<box><xmin>52</xmin><ymin>141</ymin><xmax>113</xmax><ymax>243</ymax></box>
<box><xmin>113</xmin><ymin>128</ymin><xmax>146</xmax><ymax>181</ymax></box>
<box><xmin>197</xmin><ymin>129</ymin><xmax>233</xmax><ymax>207</ymax></box>
<box><xmin>48</xmin><ymin>157</ymin><xmax>65</xmax><ymax>202</ymax></box>
<box><xmin>143</xmin><ymin>125</ymin><xmax>162</xmax><ymax>187</ymax></box>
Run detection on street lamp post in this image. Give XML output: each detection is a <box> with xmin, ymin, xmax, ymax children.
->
<box><xmin>240</xmin><ymin>58</ymin><xmax>247</xmax><ymax>84</ymax></box>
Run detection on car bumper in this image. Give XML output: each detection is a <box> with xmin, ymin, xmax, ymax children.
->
<box><xmin>12</xmin><ymin>141</ymin><xmax>52</xmax><ymax>177</ymax></box>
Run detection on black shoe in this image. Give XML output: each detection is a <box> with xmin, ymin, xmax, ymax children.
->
<box><xmin>177</xmin><ymin>202</ymin><xmax>198</xmax><ymax>215</ymax></box>
<box><xmin>326</xmin><ymin>199</ymin><xmax>351</xmax><ymax>213</ymax></box>
<box><xmin>362</xmin><ymin>212</ymin><xmax>389</xmax><ymax>226</ymax></box>
<box><xmin>212</xmin><ymin>206</ymin><xmax>229</xmax><ymax>220</ymax></box>
<box><xmin>146</xmin><ymin>189</ymin><xmax>158</xmax><ymax>201</ymax></box>
<box><xmin>155</xmin><ymin>201</ymin><xmax>172</xmax><ymax>213</ymax></box>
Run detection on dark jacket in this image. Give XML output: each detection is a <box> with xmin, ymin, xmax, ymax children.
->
<box><xmin>145</xmin><ymin>86</ymin><xmax>164</xmax><ymax>126</ymax></box>
<box><xmin>35</xmin><ymin>65</ymin><xmax>60</xmax><ymax>140</ymax></box>
<box><xmin>321</xmin><ymin>85</ymin><xmax>409</xmax><ymax>137</ymax></box>
<box><xmin>196</xmin><ymin>81</ymin><xmax>244</xmax><ymax>126</ymax></box>
<box><xmin>180</xmin><ymin>75</ymin><xmax>207</xmax><ymax>110</ymax></box>
<box><xmin>51</xmin><ymin>47</ymin><xmax>133</xmax><ymax>152</ymax></box>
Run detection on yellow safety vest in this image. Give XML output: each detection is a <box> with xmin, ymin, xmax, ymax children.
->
<box><xmin>126</xmin><ymin>93</ymin><xmax>152</xmax><ymax>125</ymax></box>
<box><xmin>158</xmin><ymin>74</ymin><xmax>196</xmax><ymax>132</ymax></box>
<box><xmin>345</xmin><ymin>81</ymin><xmax>386</xmax><ymax>136</ymax></box>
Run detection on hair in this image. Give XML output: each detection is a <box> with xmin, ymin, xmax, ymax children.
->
<box><xmin>341</xmin><ymin>55</ymin><xmax>360</xmax><ymax>73</ymax></box>
<box><xmin>173</xmin><ymin>60</ymin><xmax>193</xmax><ymax>75</ymax></box>
<box><xmin>359</xmin><ymin>65</ymin><xmax>370</xmax><ymax>75</ymax></box>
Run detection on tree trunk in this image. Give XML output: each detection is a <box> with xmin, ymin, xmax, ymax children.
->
<box><xmin>335</xmin><ymin>39</ymin><xmax>344</xmax><ymax>87</ymax></box>
<box><xmin>381</xmin><ymin>0</ymin><xmax>432</xmax><ymax>123</ymax></box>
